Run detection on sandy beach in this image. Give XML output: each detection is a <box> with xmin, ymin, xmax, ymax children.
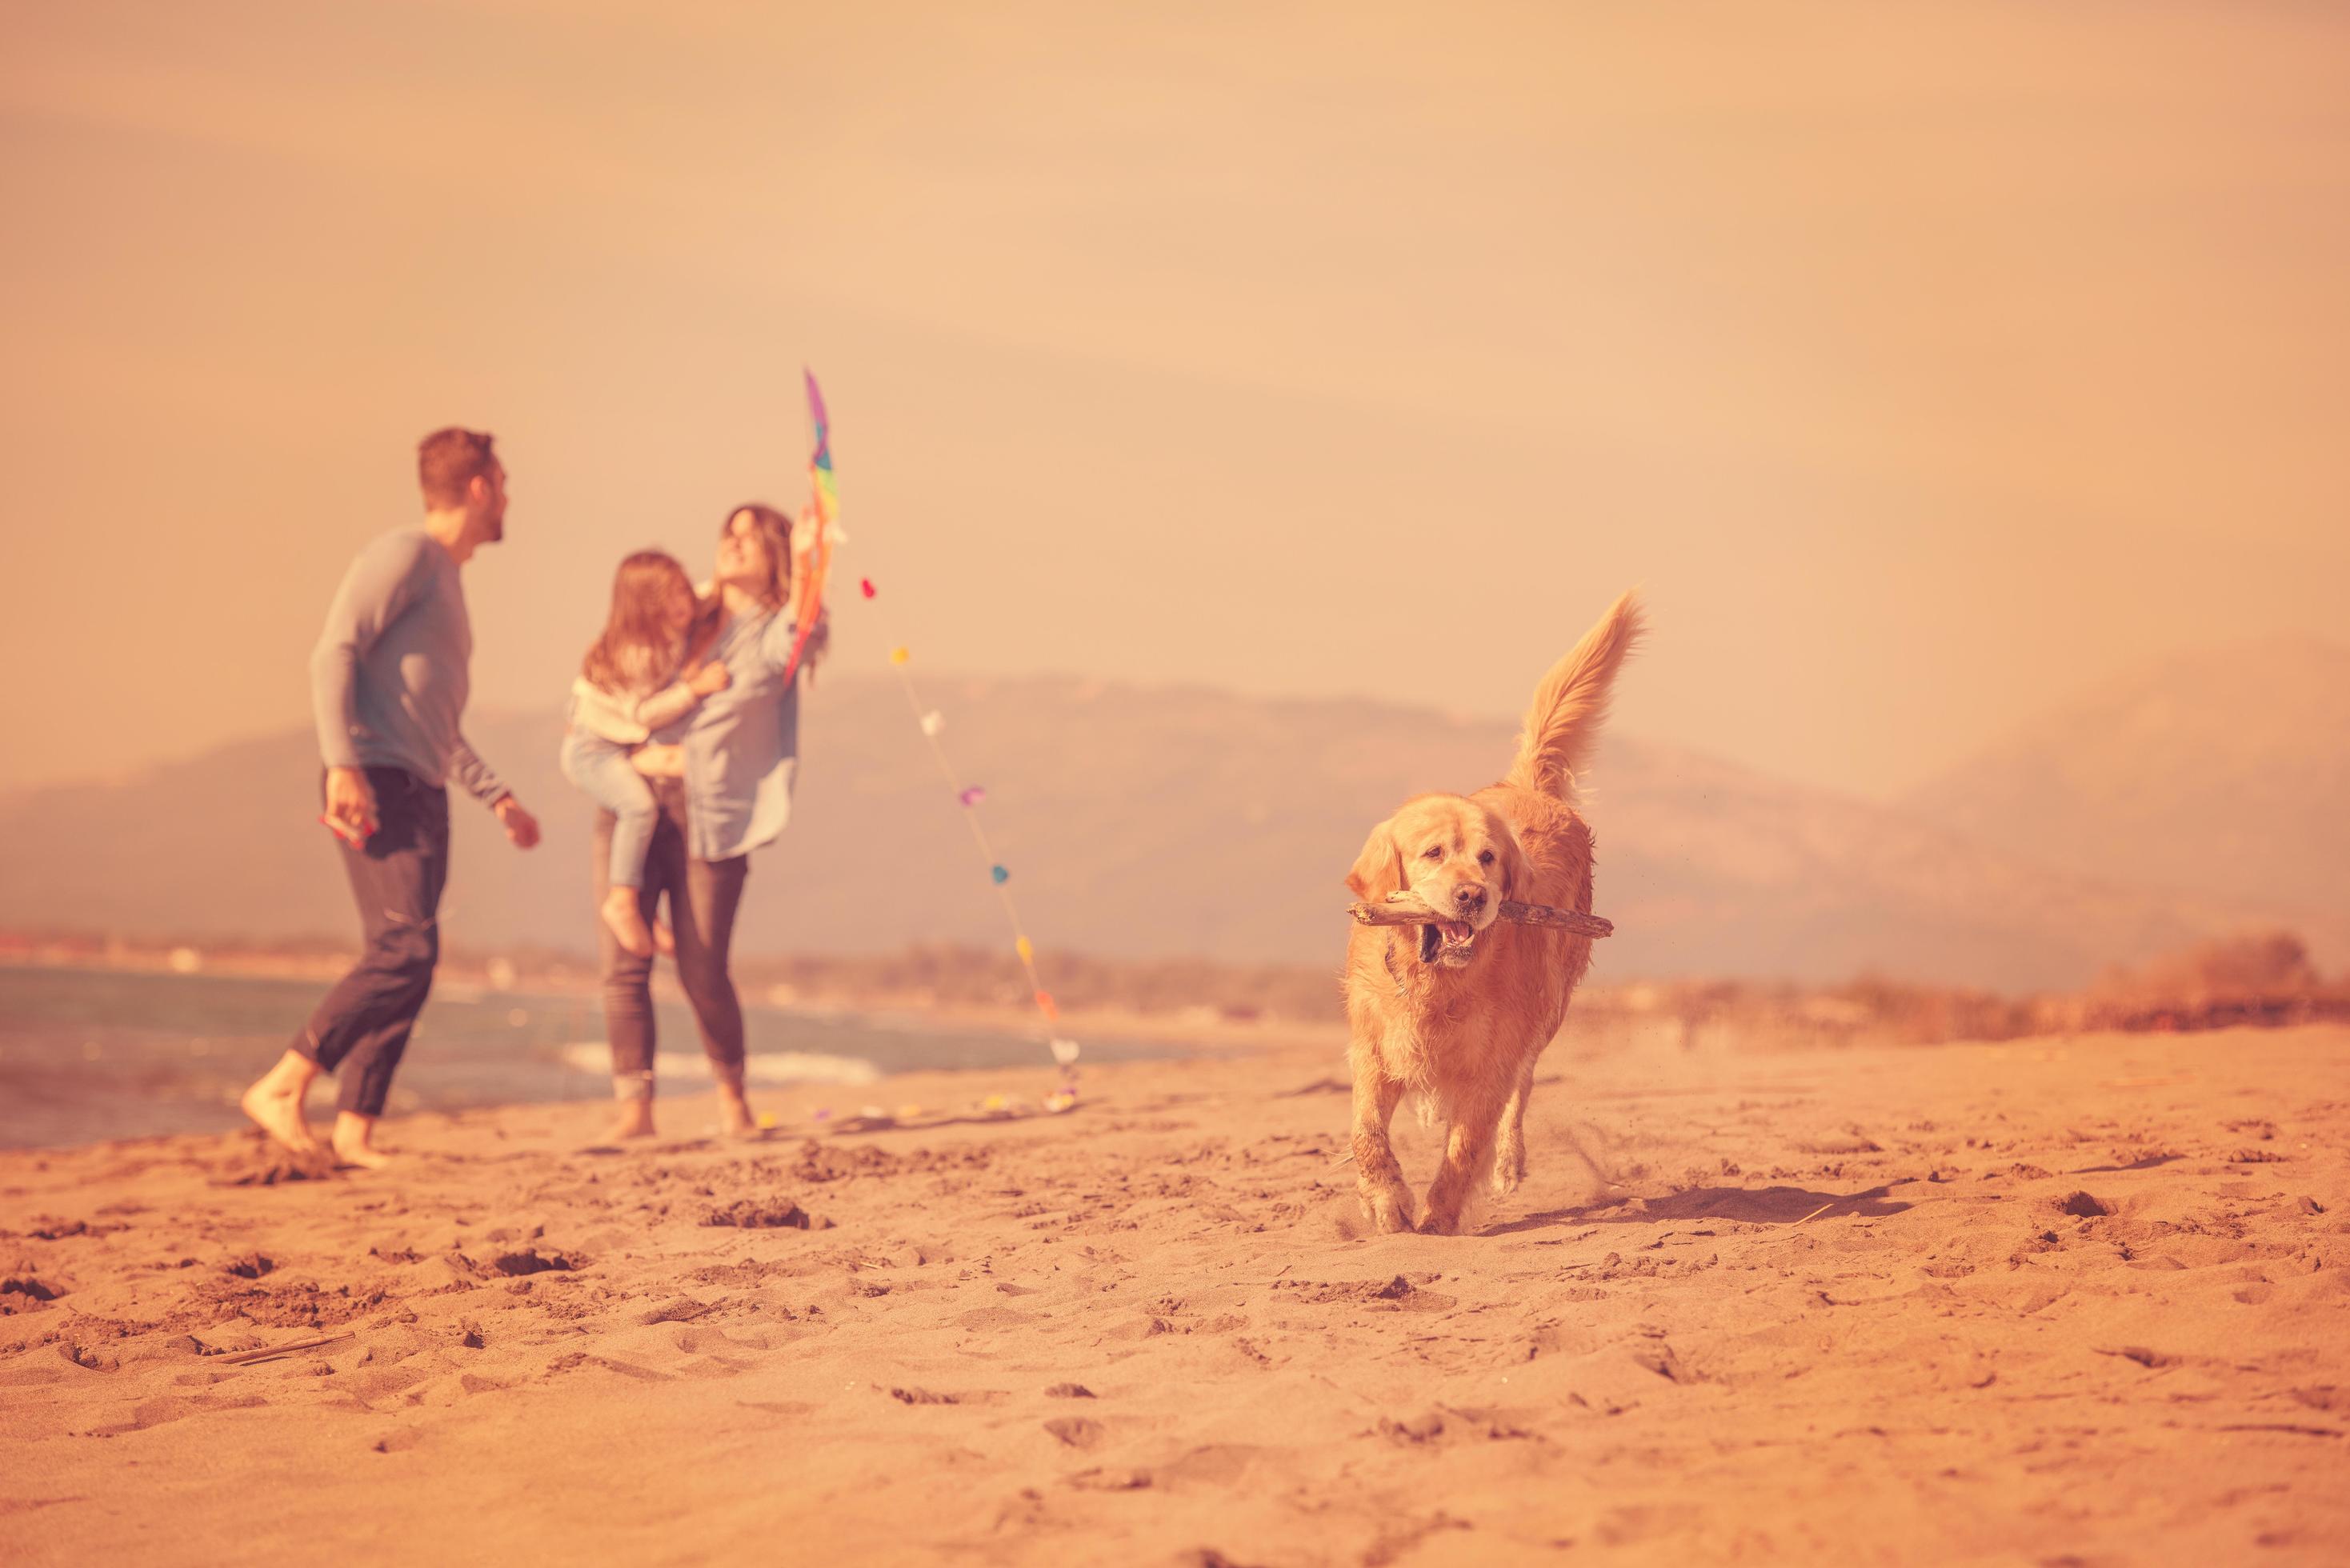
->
<box><xmin>4</xmin><ymin>1023</ymin><xmax>2345</xmax><ymax>1565</ymax></box>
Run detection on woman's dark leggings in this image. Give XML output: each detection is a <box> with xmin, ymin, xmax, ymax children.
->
<box><xmin>593</xmin><ymin>780</ymin><xmax>750</xmax><ymax>1098</ymax></box>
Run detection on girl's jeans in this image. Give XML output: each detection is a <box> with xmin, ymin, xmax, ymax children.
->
<box><xmin>561</xmin><ymin>730</ymin><xmax>657</xmax><ymax>890</ymax></box>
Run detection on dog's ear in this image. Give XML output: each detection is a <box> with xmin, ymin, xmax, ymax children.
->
<box><xmin>1494</xmin><ymin>820</ymin><xmax>1529</xmax><ymax>902</ymax></box>
<box><xmin>1346</xmin><ymin>817</ymin><xmax>1403</xmax><ymax>900</ymax></box>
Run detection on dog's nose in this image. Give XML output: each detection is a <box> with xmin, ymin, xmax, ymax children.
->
<box><xmin>1452</xmin><ymin>885</ymin><xmax>1487</xmax><ymax>913</ymax></box>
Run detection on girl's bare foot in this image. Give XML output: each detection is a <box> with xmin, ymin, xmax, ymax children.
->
<box><xmin>607</xmin><ymin>1095</ymin><xmax>655</xmax><ymax>1140</ymax></box>
<box><xmin>331</xmin><ymin>1111</ymin><xmax>392</xmax><ymax>1170</ymax></box>
<box><xmin>601</xmin><ymin>886</ymin><xmax>655</xmax><ymax>958</ymax></box>
<box><xmin>716</xmin><ymin>1078</ymin><xmax>759</xmax><ymax>1140</ymax></box>
<box><xmin>240</xmin><ymin>1050</ymin><xmax>321</xmax><ymax>1154</ymax></box>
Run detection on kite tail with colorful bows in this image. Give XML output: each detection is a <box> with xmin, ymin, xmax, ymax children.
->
<box><xmin>807</xmin><ymin>372</ymin><xmax>1082</xmax><ymax>1113</ymax></box>
<box><xmin>871</xmin><ymin>614</ymin><xmax>1083</xmax><ymax>1112</ymax></box>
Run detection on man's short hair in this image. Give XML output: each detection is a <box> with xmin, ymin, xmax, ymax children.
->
<box><xmin>417</xmin><ymin>427</ymin><xmax>498</xmax><ymax>509</ymax></box>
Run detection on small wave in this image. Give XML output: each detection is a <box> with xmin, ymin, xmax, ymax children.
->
<box><xmin>557</xmin><ymin>1043</ymin><xmax>880</xmax><ymax>1086</ymax></box>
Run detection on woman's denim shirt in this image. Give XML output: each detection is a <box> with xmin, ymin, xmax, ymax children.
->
<box><xmin>649</xmin><ymin>608</ymin><xmax>801</xmax><ymax>862</ymax></box>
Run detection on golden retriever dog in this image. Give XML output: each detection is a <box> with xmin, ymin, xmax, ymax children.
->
<box><xmin>1343</xmin><ymin>590</ymin><xmax>1643</xmax><ymax>1234</ymax></box>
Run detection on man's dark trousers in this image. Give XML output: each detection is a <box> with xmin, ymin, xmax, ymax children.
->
<box><xmin>291</xmin><ymin>765</ymin><xmax>450</xmax><ymax>1116</ymax></box>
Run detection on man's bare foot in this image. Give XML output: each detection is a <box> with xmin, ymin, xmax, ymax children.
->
<box><xmin>331</xmin><ymin>1112</ymin><xmax>392</xmax><ymax>1170</ymax></box>
<box><xmin>241</xmin><ymin>1050</ymin><xmax>321</xmax><ymax>1154</ymax></box>
<box><xmin>716</xmin><ymin>1078</ymin><xmax>760</xmax><ymax>1140</ymax></box>
<box><xmin>607</xmin><ymin>1095</ymin><xmax>656</xmax><ymax>1140</ymax></box>
<box><xmin>601</xmin><ymin>886</ymin><xmax>655</xmax><ymax>958</ymax></box>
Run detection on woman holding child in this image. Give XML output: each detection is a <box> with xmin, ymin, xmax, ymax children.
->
<box><xmin>561</xmin><ymin>503</ymin><xmax>820</xmax><ymax>1139</ymax></box>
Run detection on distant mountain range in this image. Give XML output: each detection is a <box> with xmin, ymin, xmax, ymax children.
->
<box><xmin>1901</xmin><ymin>638</ymin><xmax>2350</xmax><ymax>920</ymax></box>
<box><xmin>2</xmin><ymin>646</ymin><xmax>2342</xmax><ymax>990</ymax></box>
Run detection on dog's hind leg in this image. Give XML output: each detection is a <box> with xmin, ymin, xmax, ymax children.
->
<box><xmin>1490</xmin><ymin>1058</ymin><xmax>1538</xmax><ymax>1198</ymax></box>
<box><xmin>1349</xmin><ymin>1059</ymin><xmax>1414</xmax><ymax>1234</ymax></box>
<box><xmin>1419</xmin><ymin>1082</ymin><xmax>1513</xmax><ymax>1235</ymax></box>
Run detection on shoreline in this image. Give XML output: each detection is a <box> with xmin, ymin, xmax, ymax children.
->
<box><xmin>0</xmin><ymin>946</ymin><xmax>1345</xmax><ymax>1062</ymax></box>
<box><xmin>0</xmin><ymin>961</ymin><xmax>1318</xmax><ymax>1155</ymax></box>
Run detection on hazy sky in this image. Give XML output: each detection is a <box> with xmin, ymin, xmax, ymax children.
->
<box><xmin>4</xmin><ymin>1</ymin><xmax>2344</xmax><ymax>798</ymax></box>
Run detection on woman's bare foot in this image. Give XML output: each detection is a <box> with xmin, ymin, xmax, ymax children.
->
<box><xmin>331</xmin><ymin>1112</ymin><xmax>392</xmax><ymax>1170</ymax></box>
<box><xmin>716</xmin><ymin>1078</ymin><xmax>760</xmax><ymax>1140</ymax></box>
<box><xmin>607</xmin><ymin>1095</ymin><xmax>656</xmax><ymax>1140</ymax></box>
<box><xmin>240</xmin><ymin>1050</ymin><xmax>321</xmax><ymax>1154</ymax></box>
<box><xmin>601</xmin><ymin>886</ymin><xmax>655</xmax><ymax>958</ymax></box>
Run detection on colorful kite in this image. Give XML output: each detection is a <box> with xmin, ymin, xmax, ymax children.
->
<box><xmin>779</xmin><ymin>370</ymin><xmax>839</xmax><ymax>686</ymax></box>
<box><xmin>794</xmin><ymin>374</ymin><xmax>1081</xmax><ymax>1115</ymax></box>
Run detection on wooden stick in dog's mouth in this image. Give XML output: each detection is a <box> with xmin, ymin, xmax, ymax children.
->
<box><xmin>1347</xmin><ymin>894</ymin><xmax>1614</xmax><ymax>941</ymax></box>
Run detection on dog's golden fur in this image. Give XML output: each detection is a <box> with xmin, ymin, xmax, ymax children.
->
<box><xmin>1343</xmin><ymin>591</ymin><xmax>1644</xmax><ymax>1234</ymax></box>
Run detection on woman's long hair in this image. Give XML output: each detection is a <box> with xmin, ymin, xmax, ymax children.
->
<box><xmin>581</xmin><ymin>550</ymin><xmax>699</xmax><ymax>692</ymax></box>
<box><xmin>721</xmin><ymin>503</ymin><xmax>795</xmax><ymax>614</ymax></box>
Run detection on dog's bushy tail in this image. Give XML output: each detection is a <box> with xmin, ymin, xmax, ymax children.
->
<box><xmin>1504</xmin><ymin>590</ymin><xmax>1645</xmax><ymax>801</ymax></box>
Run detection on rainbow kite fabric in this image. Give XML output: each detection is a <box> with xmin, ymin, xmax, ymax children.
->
<box><xmin>780</xmin><ymin>370</ymin><xmax>839</xmax><ymax>686</ymax></box>
<box><xmin>804</xmin><ymin>369</ymin><xmax>839</xmax><ymax>533</ymax></box>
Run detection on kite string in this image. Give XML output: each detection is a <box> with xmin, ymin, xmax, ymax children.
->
<box><xmin>802</xmin><ymin>369</ymin><xmax>1075</xmax><ymax>1106</ymax></box>
<box><xmin>875</xmin><ymin>619</ymin><xmax>1058</xmax><ymax>1024</ymax></box>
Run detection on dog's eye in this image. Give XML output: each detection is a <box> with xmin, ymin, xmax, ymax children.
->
<box><xmin>1422</xmin><ymin>846</ymin><xmax>1443</xmax><ymax>861</ymax></box>
<box><xmin>1479</xmin><ymin>850</ymin><xmax>1495</xmax><ymax>866</ymax></box>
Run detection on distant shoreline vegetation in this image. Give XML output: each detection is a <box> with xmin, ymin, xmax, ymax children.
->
<box><xmin>6</xmin><ymin>928</ymin><xmax>2343</xmax><ymax>1050</ymax></box>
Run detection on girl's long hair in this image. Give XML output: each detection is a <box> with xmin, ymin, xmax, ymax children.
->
<box><xmin>722</xmin><ymin>503</ymin><xmax>795</xmax><ymax>614</ymax></box>
<box><xmin>581</xmin><ymin>550</ymin><xmax>699</xmax><ymax>692</ymax></box>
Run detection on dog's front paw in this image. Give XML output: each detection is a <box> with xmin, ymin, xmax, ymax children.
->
<box><xmin>1359</xmin><ymin>1176</ymin><xmax>1415</xmax><ymax>1234</ymax></box>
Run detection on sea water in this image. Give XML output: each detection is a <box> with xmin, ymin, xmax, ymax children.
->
<box><xmin>0</xmin><ymin>966</ymin><xmax>1183</xmax><ymax>1150</ymax></box>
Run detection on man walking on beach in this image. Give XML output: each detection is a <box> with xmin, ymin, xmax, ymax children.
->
<box><xmin>241</xmin><ymin>428</ymin><xmax>540</xmax><ymax>1168</ymax></box>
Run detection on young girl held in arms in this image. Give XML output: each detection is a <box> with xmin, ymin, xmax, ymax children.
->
<box><xmin>561</xmin><ymin>550</ymin><xmax>728</xmax><ymax>957</ymax></box>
